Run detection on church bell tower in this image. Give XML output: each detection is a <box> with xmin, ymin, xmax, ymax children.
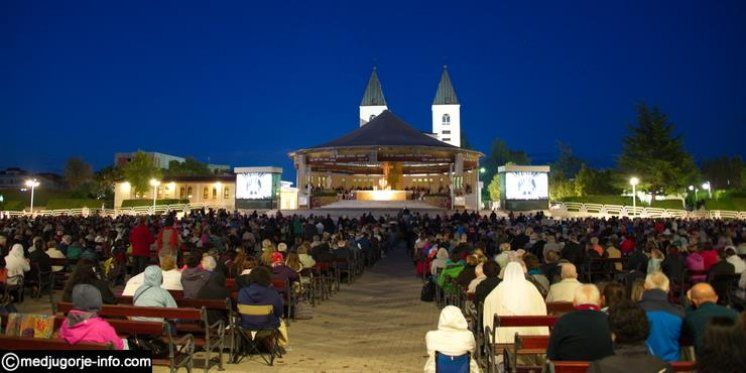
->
<box><xmin>431</xmin><ymin>66</ymin><xmax>461</xmax><ymax>147</ymax></box>
<box><xmin>359</xmin><ymin>67</ymin><xmax>388</xmax><ymax>126</ymax></box>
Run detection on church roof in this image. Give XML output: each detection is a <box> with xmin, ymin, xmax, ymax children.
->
<box><xmin>360</xmin><ymin>68</ymin><xmax>387</xmax><ymax>106</ymax></box>
<box><xmin>308</xmin><ymin>110</ymin><xmax>457</xmax><ymax>149</ymax></box>
<box><xmin>433</xmin><ymin>66</ymin><xmax>459</xmax><ymax>105</ymax></box>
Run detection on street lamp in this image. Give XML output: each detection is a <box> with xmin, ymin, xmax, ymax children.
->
<box><xmin>25</xmin><ymin>179</ymin><xmax>40</xmax><ymax>214</ymax></box>
<box><xmin>689</xmin><ymin>185</ymin><xmax>698</xmax><ymax>203</ymax></box>
<box><xmin>701</xmin><ymin>182</ymin><xmax>712</xmax><ymax>199</ymax></box>
<box><xmin>149</xmin><ymin>178</ymin><xmax>161</xmax><ymax>210</ymax></box>
<box><xmin>629</xmin><ymin>177</ymin><xmax>639</xmax><ymax>217</ymax></box>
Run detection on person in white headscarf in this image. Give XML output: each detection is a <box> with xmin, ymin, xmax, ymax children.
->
<box><xmin>424</xmin><ymin>305</ymin><xmax>480</xmax><ymax>373</ymax></box>
<box><xmin>430</xmin><ymin>247</ymin><xmax>449</xmax><ymax>276</ymax></box>
<box><xmin>4</xmin><ymin>243</ymin><xmax>30</xmax><ymax>285</ymax></box>
<box><xmin>483</xmin><ymin>261</ymin><xmax>548</xmax><ymax>344</ymax></box>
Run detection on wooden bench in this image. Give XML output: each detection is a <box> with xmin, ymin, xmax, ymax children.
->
<box><xmin>506</xmin><ymin>334</ymin><xmax>550</xmax><ymax>373</ymax></box>
<box><xmin>546</xmin><ymin>302</ymin><xmax>574</xmax><ymax>316</ymax></box>
<box><xmin>0</xmin><ymin>335</ymin><xmax>112</xmax><ymax>350</ymax></box>
<box><xmin>548</xmin><ymin>360</ymin><xmax>696</xmax><ymax>373</ymax></box>
<box><xmin>484</xmin><ymin>315</ymin><xmax>558</xmax><ymax>373</ymax></box>
<box><xmin>57</xmin><ymin>302</ymin><xmax>223</xmax><ymax>373</ymax></box>
<box><xmin>107</xmin><ymin>319</ymin><xmax>195</xmax><ymax>372</ymax></box>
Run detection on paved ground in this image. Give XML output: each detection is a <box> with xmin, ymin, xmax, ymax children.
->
<box><xmin>17</xmin><ymin>246</ymin><xmax>440</xmax><ymax>372</ymax></box>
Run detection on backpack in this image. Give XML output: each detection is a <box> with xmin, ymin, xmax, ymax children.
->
<box><xmin>420</xmin><ymin>280</ymin><xmax>435</xmax><ymax>302</ymax></box>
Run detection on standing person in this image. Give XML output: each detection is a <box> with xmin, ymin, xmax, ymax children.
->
<box><xmin>423</xmin><ymin>306</ymin><xmax>480</xmax><ymax>373</ymax></box>
<box><xmin>129</xmin><ymin>218</ymin><xmax>154</xmax><ymax>275</ymax></box>
<box><xmin>156</xmin><ymin>216</ymin><xmax>181</xmax><ymax>255</ymax></box>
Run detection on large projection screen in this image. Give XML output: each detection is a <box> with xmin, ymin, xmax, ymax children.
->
<box><xmin>504</xmin><ymin>171</ymin><xmax>548</xmax><ymax>200</ymax></box>
<box><xmin>236</xmin><ymin>172</ymin><xmax>274</xmax><ymax>200</ymax></box>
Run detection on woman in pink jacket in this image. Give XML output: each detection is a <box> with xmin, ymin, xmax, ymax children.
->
<box><xmin>58</xmin><ymin>284</ymin><xmax>124</xmax><ymax>349</ymax></box>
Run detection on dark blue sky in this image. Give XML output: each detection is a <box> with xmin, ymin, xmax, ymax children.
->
<box><xmin>2</xmin><ymin>0</ymin><xmax>744</xmax><ymax>180</ymax></box>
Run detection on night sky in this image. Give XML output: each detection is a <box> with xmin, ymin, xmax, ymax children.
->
<box><xmin>2</xmin><ymin>0</ymin><xmax>744</xmax><ymax>180</ymax></box>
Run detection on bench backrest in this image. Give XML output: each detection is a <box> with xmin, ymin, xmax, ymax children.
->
<box><xmin>107</xmin><ymin>319</ymin><xmax>165</xmax><ymax>336</ymax></box>
<box><xmin>0</xmin><ymin>335</ymin><xmax>111</xmax><ymax>350</ymax></box>
<box><xmin>546</xmin><ymin>302</ymin><xmax>574</xmax><ymax>315</ymax></box>
<box><xmin>495</xmin><ymin>315</ymin><xmax>558</xmax><ymax>328</ymax></box>
<box><xmin>56</xmin><ymin>302</ymin><xmax>202</xmax><ymax>321</ymax></box>
<box><xmin>515</xmin><ymin>334</ymin><xmax>550</xmax><ymax>351</ymax></box>
<box><xmin>116</xmin><ymin>296</ymin><xmax>231</xmax><ymax>311</ymax></box>
<box><xmin>550</xmin><ymin>360</ymin><xmax>696</xmax><ymax>373</ymax></box>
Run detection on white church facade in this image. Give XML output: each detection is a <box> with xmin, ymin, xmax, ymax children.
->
<box><xmin>358</xmin><ymin>66</ymin><xmax>462</xmax><ymax>148</ymax></box>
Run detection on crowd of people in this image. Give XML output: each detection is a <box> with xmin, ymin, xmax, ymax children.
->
<box><xmin>416</xmin><ymin>211</ymin><xmax>746</xmax><ymax>372</ymax></box>
<box><xmin>2</xmin><ymin>208</ymin><xmax>746</xmax><ymax>371</ymax></box>
<box><xmin>0</xmin><ymin>209</ymin><xmax>391</xmax><ymax>352</ymax></box>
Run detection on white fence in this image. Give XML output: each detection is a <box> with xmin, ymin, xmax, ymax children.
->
<box><xmin>552</xmin><ymin>202</ymin><xmax>746</xmax><ymax>220</ymax></box>
<box><xmin>0</xmin><ymin>202</ymin><xmax>233</xmax><ymax>219</ymax></box>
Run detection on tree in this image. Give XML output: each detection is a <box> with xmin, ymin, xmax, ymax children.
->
<box><xmin>701</xmin><ymin>156</ymin><xmax>743</xmax><ymax>189</ymax></box>
<box><xmin>482</xmin><ymin>138</ymin><xmax>531</xmax><ymax>201</ymax></box>
<box><xmin>122</xmin><ymin>152</ymin><xmax>162</xmax><ymax>196</ymax></box>
<box><xmin>64</xmin><ymin>157</ymin><xmax>93</xmax><ymax>190</ymax></box>
<box><xmin>91</xmin><ymin>166</ymin><xmax>123</xmax><ymax>200</ymax></box>
<box><xmin>487</xmin><ymin>174</ymin><xmax>501</xmax><ymax>202</ymax></box>
<box><xmin>574</xmin><ymin>164</ymin><xmax>623</xmax><ymax>196</ymax></box>
<box><xmin>164</xmin><ymin>158</ymin><xmax>213</xmax><ymax>177</ymax></box>
<box><xmin>549</xmin><ymin>172</ymin><xmax>577</xmax><ymax>200</ymax></box>
<box><xmin>618</xmin><ymin>103</ymin><xmax>699</xmax><ymax>198</ymax></box>
<box><xmin>460</xmin><ymin>133</ymin><xmax>473</xmax><ymax>150</ymax></box>
<box><xmin>551</xmin><ymin>141</ymin><xmax>583</xmax><ymax>179</ymax></box>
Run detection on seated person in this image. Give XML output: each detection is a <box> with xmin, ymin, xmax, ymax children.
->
<box><xmin>58</xmin><ymin>284</ymin><xmax>124</xmax><ymax>349</ymax></box>
<box><xmin>545</xmin><ymin>263</ymin><xmax>583</xmax><ymax>303</ymax></box>
<box><xmin>588</xmin><ymin>301</ymin><xmax>671</xmax><ymax>372</ymax></box>
<box><xmin>474</xmin><ymin>261</ymin><xmax>500</xmax><ymax>306</ymax></box>
<box><xmin>196</xmin><ymin>271</ymin><xmax>230</xmax><ymax>325</ymax></box>
<box><xmin>696</xmin><ymin>317</ymin><xmax>746</xmax><ymax>373</ymax></box>
<box><xmin>638</xmin><ymin>272</ymin><xmax>683</xmax><ymax>361</ymax></box>
<box><xmin>123</xmin><ymin>250</ymin><xmax>182</xmax><ymax>296</ymax></box>
<box><xmin>181</xmin><ymin>250</ymin><xmax>211</xmax><ymax>299</ymax></box>
<box><xmin>423</xmin><ymin>305</ymin><xmax>479</xmax><ymax>373</ymax></box>
<box><xmin>235</xmin><ymin>257</ymin><xmax>258</xmax><ymax>290</ymax></box>
<box><xmin>547</xmin><ymin>284</ymin><xmax>614</xmax><ymax>361</ymax></box>
<box><xmin>270</xmin><ymin>252</ymin><xmax>300</xmax><ymax>294</ymax></box>
<box><xmin>62</xmin><ymin>259</ymin><xmax>116</xmax><ymax>304</ymax></box>
<box><xmin>683</xmin><ymin>283</ymin><xmax>738</xmax><ymax>352</ymax></box>
<box><xmin>132</xmin><ymin>265</ymin><xmax>178</xmax><ymax>322</ymax></box>
<box><xmin>237</xmin><ymin>266</ymin><xmax>288</xmax><ymax>347</ymax></box>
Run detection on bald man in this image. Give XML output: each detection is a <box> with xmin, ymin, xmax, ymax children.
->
<box><xmin>683</xmin><ymin>283</ymin><xmax>738</xmax><ymax>351</ymax></box>
<box><xmin>546</xmin><ymin>263</ymin><xmax>582</xmax><ymax>303</ymax></box>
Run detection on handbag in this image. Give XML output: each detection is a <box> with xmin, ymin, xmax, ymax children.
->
<box><xmin>294</xmin><ymin>299</ymin><xmax>314</xmax><ymax>320</ymax></box>
<box><xmin>420</xmin><ymin>280</ymin><xmax>435</xmax><ymax>302</ymax></box>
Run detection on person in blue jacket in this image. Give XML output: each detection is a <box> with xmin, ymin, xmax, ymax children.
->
<box><xmin>238</xmin><ymin>266</ymin><xmax>288</xmax><ymax>348</ymax></box>
<box><xmin>638</xmin><ymin>271</ymin><xmax>684</xmax><ymax>361</ymax></box>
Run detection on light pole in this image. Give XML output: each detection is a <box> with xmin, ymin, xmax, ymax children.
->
<box><xmin>701</xmin><ymin>182</ymin><xmax>711</xmax><ymax>199</ymax></box>
<box><xmin>149</xmin><ymin>178</ymin><xmax>161</xmax><ymax>211</ymax></box>
<box><xmin>479</xmin><ymin>167</ymin><xmax>486</xmax><ymax>210</ymax></box>
<box><xmin>25</xmin><ymin>179</ymin><xmax>40</xmax><ymax>214</ymax></box>
<box><xmin>629</xmin><ymin>177</ymin><xmax>639</xmax><ymax>218</ymax></box>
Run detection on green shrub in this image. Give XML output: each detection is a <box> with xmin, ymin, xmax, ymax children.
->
<box><xmin>46</xmin><ymin>199</ymin><xmax>104</xmax><ymax>210</ymax></box>
<box><xmin>121</xmin><ymin>199</ymin><xmax>190</xmax><ymax>208</ymax></box>
<box><xmin>705</xmin><ymin>198</ymin><xmax>746</xmax><ymax>211</ymax></box>
<box><xmin>1</xmin><ymin>200</ymin><xmax>26</xmax><ymax>211</ymax></box>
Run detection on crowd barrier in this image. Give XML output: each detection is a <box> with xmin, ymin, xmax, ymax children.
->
<box><xmin>553</xmin><ymin>202</ymin><xmax>746</xmax><ymax>220</ymax></box>
<box><xmin>0</xmin><ymin>202</ymin><xmax>233</xmax><ymax>218</ymax></box>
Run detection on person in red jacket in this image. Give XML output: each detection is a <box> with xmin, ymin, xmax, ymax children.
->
<box><xmin>156</xmin><ymin>216</ymin><xmax>181</xmax><ymax>255</ymax></box>
<box><xmin>129</xmin><ymin>217</ymin><xmax>154</xmax><ymax>275</ymax></box>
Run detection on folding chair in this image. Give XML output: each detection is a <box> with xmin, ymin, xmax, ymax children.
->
<box><xmin>435</xmin><ymin>351</ymin><xmax>470</xmax><ymax>373</ymax></box>
<box><xmin>234</xmin><ymin>304</ymin><xmax>282</xmax><ymax>366</ymax></box>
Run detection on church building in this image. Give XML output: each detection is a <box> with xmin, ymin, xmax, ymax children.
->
<box><xmin>359</xmin><ymin>66</ymin><xmax>462</xmax><ymax>148</ymax></box>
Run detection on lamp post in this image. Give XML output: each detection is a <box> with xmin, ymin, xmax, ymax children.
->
<box><xmin>149</xmin><ymin>178</ymin><xmax>161</xmax><ymax>211</ymax></box>
<box><xmin>701</xmin><ymin>182</ymin><xmax>711</xmax><ymax>199</ymax></box>
<box><xmin>479</xmin><ymin>167</ymin><xmax>486</xmax><ymax>210</ymax></box>
<box><xmin>25</xmin><ymin>179</ymin><xmax>40</xmax><ymax>214</ymax></box>
<box><xmin>629</xmin><ymin>177</ymin><xmax>639</xmax><ymax>218</ymax></box>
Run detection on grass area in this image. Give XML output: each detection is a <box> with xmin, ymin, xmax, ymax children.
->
<box><xmin>0</xmin><ymin>188</ymin><xmax>111</xmax><ymax>210</ymax></box>
<box><xmin>705</xmin><ymin>197</ymin><xmax>746</xmax><ymax>211</ymax></box>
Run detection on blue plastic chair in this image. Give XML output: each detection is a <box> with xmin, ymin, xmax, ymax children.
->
<box><xmin>435</xmin><ymin>351</ymin><xmax>470</xmax><ymax>373</ymax></box>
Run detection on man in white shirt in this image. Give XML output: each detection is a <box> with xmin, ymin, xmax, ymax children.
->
<box><xmin>123</xmin><ymin>250</ymin><xmax>183</xmax><ymax>296</ymax></box>
<box><xmin>546</xmin><ymin>263</ymin><xmax>583</xmax><ymax>303</ymax></box>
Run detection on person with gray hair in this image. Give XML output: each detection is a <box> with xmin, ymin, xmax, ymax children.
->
<box><xmin>547</xmin><ymin>284</ymin><xmax>614</xmax><ymax>361</ymax></box>
<box><xmin>638</xmin><ymin>271</ymin><xmax>684</xmax><ymax>361</ymax></box>
<box><xmin>122</xmin><ymin>249</ymin><xmax>182</xmax><ymax>296</ymax></box>
<box><xmin>545</xmin><ymin>263</ymin><xmax>582</xmax><ymax>303</ymax></box>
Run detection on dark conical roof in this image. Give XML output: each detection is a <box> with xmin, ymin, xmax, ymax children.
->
<box><xmin>309</xmin><ymin>110</ymin><xmax>456</xmax><ymax>149</ymax></box>
<box><xmin>360</xmin><ymin>68</ymin><xmax>387</xmax><ymax>106</ymax></box>
<box><xmin>433</xmin><ymin>66</ymin><xmax>459</xmax><ymax>105</ymax></box>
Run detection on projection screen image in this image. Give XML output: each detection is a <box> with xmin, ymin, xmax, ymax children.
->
<box><xmin>505</xmin><ymin>171</ymin><xmax>549</xmax><ymax>200</ymax></box>
<box><xmin>236</xmin><ymin>172</ymin><xmax>273</xmax><ymax>199</ymax></box>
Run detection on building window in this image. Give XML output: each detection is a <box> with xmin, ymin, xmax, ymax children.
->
<box><xmin>203</xmin><ymin>187</ymin><xmax>208</xmax><ymax>199</ymax></box>
<box><xmin>212</xmin><ymin>187</ymin><xmax>217</xmax><ymax>199</ymax></box>
<box><xmin>180</xmin><ymin>187</ymin><xmax>185</xmax><ymax>198</ymax></box>
<box><xmin>223</xmin><ymin>187</ymin><xmax>230</xmax><ymax>199</ymax></box>
<box><xmin>442</xmin><ymin>130</ymin><xmax>451</xmax><ymax>134</ymax></box>
<box><xmin>187</xmin><ymin>186</ymin><xmax>193</xmax><ymax>198</ymax></box>
<box><xmin>443</xmin><ymin>138</ymin><xmax>451</xmax><ymax>142</ymax></box>
<box><xmin>369</xmin><ymin>114</ymin><xmax>376</xmax><ymax>121</ymax></box>
<box><xmin>442</xmin><ymin>114</ymin><xmax>450</xmax><ymax>125</ymax></box>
